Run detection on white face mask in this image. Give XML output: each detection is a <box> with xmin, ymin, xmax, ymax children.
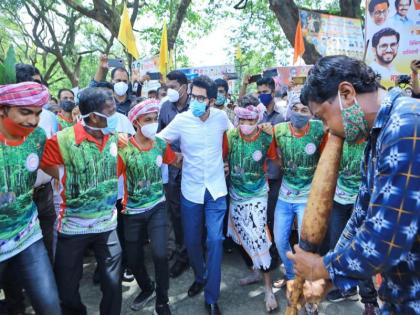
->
<box><xmin>239</xmin><ymin>124</ymin><xmax>257</xmax><ymax>135</ymax></box>
<box><xmin>167</xmin><ymin>87</ymin><xmax>181</xmax><ymax>103</ymax></box>
<box><xmin>114</xmin><ymin>82</ymin><xmax>128</xmax><ymax>96</ymax></box>
<box><xmin>140</xmin><ymin>122</ymin><xmax>159</xmax><ymax>140</ymax></box>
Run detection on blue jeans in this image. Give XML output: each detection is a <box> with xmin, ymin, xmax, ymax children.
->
<box><xmin>0</xmin><ymin>239</ymin><xmax>61</xmax><ymax>315</ymax></box>
<box><xmin>274</xmin><ymin>199</ymin><xmax>306</xmax><ymax>280</ymax></box>
<box><xmin>181</xmin><ymin>190</ymin><xmax>227</xmax><ymax>304</ymax></box>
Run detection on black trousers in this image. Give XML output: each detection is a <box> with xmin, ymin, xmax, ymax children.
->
<box><xmin>33</xmin><ymin>182</ymin><xmax>56</xmax><ymax>262</ymax></box>
<box><xmin>165</xmin><ymin>174</ymin><xmax>188</xmax><ymax>264</ymax></box>
<box><xmin>124</xmin><ymin>202</ymin><xmax>169</xmax><ymax>305</ymax></box>
<box><xmin>54</xmin><ymin>230</ymin><xmax>122</xmax><ymax>315</ymax></box>
<box><xmin>267</xmin><ymin>178</ymin><xmax>282</xmax><ymax>265</ymax></box>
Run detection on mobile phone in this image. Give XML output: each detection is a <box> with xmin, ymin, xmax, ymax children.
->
<box><xmin>108</xmin><ymin>58</ymin><xmax>124</xmax><ymax>68</ymax></box>
<box><xmin>292</xmin><ymin>76</ymin><xmax>307</xmax><ymax>85</ymax></box>
<box><xmin>263</xmin><ymin>68</ymin><xmax>278</xmax><ymax>78</ymax></box>
<box><xmin>249</xmin><ymin>74</ymin><xmax>262</xmax><ymax>84</ymax></box>
<box><xmin>147</xmin><ymin>72</ymin><xmax>161</xmax><ymax>80</ymax></box>
<box><xmin>224</xmin><ymin>72</ymin><xmax>238</xmax><ymax>80</ymax></box>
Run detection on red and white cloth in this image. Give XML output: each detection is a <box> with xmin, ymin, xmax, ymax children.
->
<box><xmin>128</xmin><ymin>99</ymin><xmax>160</xmax><ymax>123</ymax></box>
<box><xmin>0</xmin><ymin>82</ymin><xmax>49</xmax><ymax>107</ymax></box>
<box><xmin>233</xmin><ymin>103</ymin><xmax>265</xmax><ymax>126</ymax></box>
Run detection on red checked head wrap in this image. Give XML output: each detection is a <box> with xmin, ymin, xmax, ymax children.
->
<box><xmin>128</xmin><ymin>99</ymin><xmax>160</xmax><ymax>123</ymax></box>
<box><xmin>233</xmin><ymin>103</ymin><xmax>266</xmax><ymax>126</ymax></box>
<box><xmin>0</xmin><ymin>82</ymin><xmax>49</xmax><ymax>107</ymax></box>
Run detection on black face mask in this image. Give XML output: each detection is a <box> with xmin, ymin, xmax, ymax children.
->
<box><xmin>60</xmin><ymin>100</ymin><xmax>76</xmax><ymax>113</ymax></box>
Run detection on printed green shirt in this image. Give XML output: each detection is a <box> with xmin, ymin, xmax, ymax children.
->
<box><xmin>118</xmin><ymin>137</ymin><xmax>175</xmax><ymax>214</ymax></box>
<box><xmin>334</xmin><ymin>140</ymin><xmax>366</xmax><ymax>205</ymax></box>
<box><xmin>274</xmin><ymin>120</ymin><xmax>324</xmax><ymax>203</ymax></box>
<box><xmin>42</xmin><ymin>123</ymin><xmax>119</xmax><ymax>235</ymax></box>
<box><xmin>57</xmin><ymin>113</ymin><xmax>75</xmax><ymax>130</ymax></box>
<box><xmin>227</xmin><ymin>128</ymin><xmax>276</xmax><ymax>199</ymax></box>
<box><xmin>0</xmin><ymin>128</ymin><xmax>46</xmax><ymax>262</ymax></box>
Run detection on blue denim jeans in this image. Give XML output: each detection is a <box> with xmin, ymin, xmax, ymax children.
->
<box><xmin>181</xmin><ymin>190</ymin><xmax>227</xmax><ymax>304</ymax></box>
<box><xmin>0</xmin><ymin>239</ymin><xmax>61</xmax><ymax>315</ymax></box>
<box><xmin>274</xmin><ymin>199</ymin><xmax>306</xmax><ymax>280</ymax></box>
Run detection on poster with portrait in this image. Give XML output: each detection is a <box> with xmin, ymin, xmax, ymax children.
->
<box><xmin>299</xmin><ymin>9</ymin><xmax>365</xmax><ymax>60</ymax></box>
<box><xmin>365</xmin><ymin>0</ymin><xmax>420</xmax><ymax>88</ymax></box>
<box><xmin>177</xmin><ymin>65</ymin><xmax>235</xmax><ymax>81</ymax></box>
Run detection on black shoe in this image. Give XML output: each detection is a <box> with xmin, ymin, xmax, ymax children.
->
<box><xmin>122</xmin><ymin>269</ymin><xmax>135</xmax><ymax>283</ymax></box>
<box><xmin>130</xmin><ymin>283</ymin><xmax>156</xmax><ymax>311</ymax></box>
<box><xmin>188</xmin><ymin>281</ymin><xmax>205</xmax><ymax>297</ymax></box>
<box><xmin>205</xmin><ymin>303</ymin><xmax>221</xmax><ymax>315</ymax></box>
<box><xmin>154</xmin><ymin>303</ymin><xmax>172</xmax><ymax>315</ymax></box>
<box><xmin>326</xmin><ymin>288</ymin><xmax>358</xmax><ymax>302</ymax></box>
<box><xmin>169</xmin><ymin>260</ymin><xmax>188</xmax><ymax>278</ymax></box>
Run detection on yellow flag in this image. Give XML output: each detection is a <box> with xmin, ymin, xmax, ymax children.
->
<box><xmin>159</xmin><ymin>21</ymin><xmax>168</xmax><ymax>78</ymax></box>
<box><xmin>117</xmin><ymin>4</ymin><xmax>140</xmax><ymax>60</ymax></box>
<box><xmin>235</xmin><ymin>46</ymin><xmax>242</xmax><ymax>61</ymax></box>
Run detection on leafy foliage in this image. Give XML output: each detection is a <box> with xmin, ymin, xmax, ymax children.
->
<box><xmin>0</xmin><ymin>46</ymin><xmax>16</xmax><ymax>84</ymax></box>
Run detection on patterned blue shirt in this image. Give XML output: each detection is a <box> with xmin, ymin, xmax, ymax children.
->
<box><xmin>323</xmin><ymin>88</ymin><xmax>420</xmax><ymax>315</ymax></box>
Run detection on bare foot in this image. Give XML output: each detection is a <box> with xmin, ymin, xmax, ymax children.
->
<box><xmin>273</xmin><ymin>278</ymin><xmax>287</xmax><ymax>289</ymax></box>
<box><xmin>239</xmin><ymin>269</ymin><xmax>262</xmax><ymax>286</ymax></box>
<box><xmin>264</xmin><ymin>290</ymin><xmax>278</xmax><ymax>313</ymax></box>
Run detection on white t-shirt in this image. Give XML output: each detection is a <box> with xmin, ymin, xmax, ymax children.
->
<box><xmin>157</xmin><ymin>107</ymin><xmax>229</xmax><ymax>204</ymax></box>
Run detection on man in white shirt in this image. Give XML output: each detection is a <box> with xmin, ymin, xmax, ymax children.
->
<box><xmin>392</xmin><ymin>0</ymin><xmax>415</xmax><ymax>27</ymax></box>
<box><xmin>370</xmin><ymin>27</ymin><xmax>400</xmax><ymax>80</ymax></box>
<box><xmin>158</xmin><ymin>76</ymin><xmax>229</xmax><ymax>315</ymax></box>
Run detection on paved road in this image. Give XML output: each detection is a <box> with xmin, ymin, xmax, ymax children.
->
<box><xmin>78</xmin><ymin>248</ymin><xmax>364</xmax><ymax>315</ymax></box>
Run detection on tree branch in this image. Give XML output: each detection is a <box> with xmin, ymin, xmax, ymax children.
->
<box><xmin>167</xmin><ymin>0</ymin><xmax>192</xmax><ymax>51</ymax></box>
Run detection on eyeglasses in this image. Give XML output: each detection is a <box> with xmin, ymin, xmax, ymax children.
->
<box><xmin>189</xmin><ymin>93</ymin><xmax>208</xmax><ymax>102</ymax></box>
<box><xmin>378</xmin><ymin>43</ymin><xmax>398</xmax><ymax>50</ymax></box>
<box><xmin>373</xmin><ymin>9</ymin><xmax>388</xmax><ymax>17</ymax></box>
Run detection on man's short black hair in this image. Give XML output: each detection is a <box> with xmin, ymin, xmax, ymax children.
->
<box><xmin>214</xmin><ymin>78</ymin><xmax>229</xmax><ymax>93</ymax></box>
<box><xmin>57</xmin><ymin>88</ymin><xmax>75</xmax><ymax>100</ymax></box>
<box><xmin>78</xmin><ymin>88</ymin><xmax>114</xmax><ymax>122</ymax></box>
<box><xmin>300</xmin><ymin>55</ymin><xmax>380</xmax><ymax>106</ymax></box>
<box><xmin>110</xmin><ymin>67</ymin><xmax>129</xmax><ymax>80</ymax></box>
<box><xmin>256</xmin><ymin>77</ymin><xmax>275</xmax><ymax>92</ymax></box>
<box><xmin>372</xmin><ymin>27</ymin><xmax>400</xmax><ymax>48</ymax></box>
<box><xmin>395</xmin><ymin>0</ymin><xmax>412</xmax><ymax>9</ymax></box>
<box><xmin>368</xmin><ymin>0</ymin><xmax>390</xmax><ymax>13</ymax></box>
<box><xmin>191</xmin><ymin>75</ymin><xmax>217</xmax><ymax>100</ymax></box>
<box><xmin>166</xmin><ymin>70</ymin><xmax>188</xmax><ymax>85</ymax></box>
<box><xmin>148</xmin><ymin>89</ymin><xmax>157</xmax><ymax>95</ymax></box>
<box><xmin>15</xmin><ymin>63</ymin><xmax>37</xmax><ymax>83</ymax></box>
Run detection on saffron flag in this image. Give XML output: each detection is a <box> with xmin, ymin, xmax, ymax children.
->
<box><xmin>159</xmin><ymin>21</ymin><xmax>169</xmax><ymax>78</ymax></box>
<box><xmin>117</xmin><ymin>4</ymin><xmax>140</xmax><ymax>60</ymax></box>
<box><xmin>293</xmin><ymin>20</ymin><xmax>305</xmax><ymax>65</ymax></box>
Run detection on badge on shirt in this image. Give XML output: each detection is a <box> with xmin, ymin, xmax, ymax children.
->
<box><xmin>304</xmin><ymin>143</ymin><xmax>316</xmax><ymax>155</ymax></box>
<box><xmin>252</xmin><ymin>150</ymin><xmax>263</xmax><ymax>162</ymax></box>
<box><xmin>156</xmin><ymin>155</ymin><xmax>163</xmax><ymax>167</ymax></box>
<box><xmin>25</xmin><ymin>153</ymin><xmax>39</xmax><ymax>172</ymax></box>
<box><xmin>109</xmin><ymin>142</ymin><xmax>118</xmax><ymax>157</ymax></box>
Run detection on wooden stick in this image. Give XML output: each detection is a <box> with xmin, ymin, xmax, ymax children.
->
<box><xmin>285</xmin><ymin>133</ymin><xmax>343</xmax><ymax>315</ymax></box>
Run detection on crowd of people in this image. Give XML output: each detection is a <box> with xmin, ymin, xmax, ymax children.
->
<box><xmin>0</xmin><ymin>54</ymin><xmax>419</xmax><ymax>315</ymax></box>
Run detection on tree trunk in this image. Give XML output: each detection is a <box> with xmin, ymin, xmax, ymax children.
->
<box><xmin>167</xmin><ymin>0</ymin><xmax>192</xmax><ymax>51</ymax></box>
<box><xmin>339</xmin><ymin>0</ymin><xmax>362</xmax><ymax>18</ymax></box>
<box><xmin>268</xmin><ymin>0</ymin><xmax>321</xmax><ymax>65</ymax></box>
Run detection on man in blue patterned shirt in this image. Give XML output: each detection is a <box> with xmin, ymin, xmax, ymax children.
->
<box><xmin>289</xmin><ymin>55</ymin><xmax>420</xmax><ymax>315</ymax></box>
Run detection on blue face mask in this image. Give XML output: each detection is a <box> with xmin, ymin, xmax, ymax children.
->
<box><xmin>259</xmin><ymin>93</ymin><xmax>273</xmax><ymax>106</ymax></box>
<box><xmin>290</xmin><ymin>111</ymin><xmax>310</xmax><ymax>129</ymax></box>
<box><xmin>82</xmin><ymin>112</ymin><xmax>118</xmax><ymax>135</ymax></box>
<box><xmin>215</xmin><ymin>93</ymin><xmax>226</xmax><ymax>106</ymax></box>
<box><xmin>190</xmin><ymin>99</ymin><xmax>208</xmax><ymax>117</ymax></box>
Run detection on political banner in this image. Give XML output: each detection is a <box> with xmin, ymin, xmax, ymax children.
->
<box><xmin>177</xmin><ymin>65</ymin><xmax>236</xmax><ymax>81</ymax></box>
<box><xmin>365</xmin><ymin>0</ymin><xmax>420</xmax><ymax>88</ymax></box>
<box><xmin>131</xmin><ymin>56</ymin><xmax>159</xmax><ymax>76</ymax></box>
<box><xmin>299</xmin><ymin>9</ymin><xmax>365</xmax><ymax>60</ymax></box>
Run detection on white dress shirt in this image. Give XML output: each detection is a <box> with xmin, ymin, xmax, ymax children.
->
<box><xmin>157</xmin><ymin>107</ymin><xmax>229</xmax><ymax>204</ymax></box>
<box><xmin>34</xmin><ymin>109</ymin><xmax>59</xmax><ymax>187</ymax></box>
